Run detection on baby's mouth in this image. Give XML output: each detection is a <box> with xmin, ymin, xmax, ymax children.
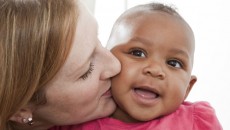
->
<box><xmin>133</xmin><ymin>88</ymin><xmax>159</xmax><ymax>99</ymax></box>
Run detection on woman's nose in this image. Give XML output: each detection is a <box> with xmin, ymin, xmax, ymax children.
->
<box><xmin>100</xmin><ymin>47</ymin><xmax>121</xmax><ymax>80</ymax></box>
<box><xmin>143</xmin><ymin>61</ymin><xmax>165</xmax><ymax>79</ymax></box>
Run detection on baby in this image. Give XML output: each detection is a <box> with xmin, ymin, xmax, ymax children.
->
<box><xmin>51</xmin><ymin>2</ymin><xmax>222</xmax><ymax>130</ymax></box>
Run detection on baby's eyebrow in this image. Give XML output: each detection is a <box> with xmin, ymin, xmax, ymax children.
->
<box><xmin>168</xmin><ymin>48</ymin><xmax>189</xmax><ymax>59</ymax></box>
<box><xmin>130</xmin><ymin>36</ymin><xmax>152</xmax><ymax>45</ymax></box>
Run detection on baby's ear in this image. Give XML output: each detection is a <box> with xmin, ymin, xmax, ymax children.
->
<box><xmin>184</xmin><ymin>75</ymin><xmax>197</xmax><ymax>100</ymax></box>
<box><xmin>9</xmin><ymin>107</ymin><xmax>33</xmax><ymax>124</ymax></box>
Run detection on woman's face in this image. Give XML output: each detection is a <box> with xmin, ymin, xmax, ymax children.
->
<box><xmin>33</xmin><ymin>2</ymin><xmax>121</xmax><ymax>126</ymax></box>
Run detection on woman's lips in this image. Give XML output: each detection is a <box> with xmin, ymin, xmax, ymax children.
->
<box><xmin>102</xmin><ymin>89</ymin><xmax>112</xmax><ymax>97</ymax></box>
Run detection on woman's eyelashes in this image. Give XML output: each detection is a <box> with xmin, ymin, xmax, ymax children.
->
<box><xmin>128</xmin><ymin>48</ymin><xmax>146</xmax><ymax>58</ymax></box>
<box><xmin>80</xmin><ymin>63</ymin><xmax>94</xmax><ymax>80</ymax></box>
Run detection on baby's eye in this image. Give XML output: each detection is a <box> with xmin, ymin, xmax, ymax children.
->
<box><xmin>167</xmin><ymin>60</ymin><xmax>183</xmax><ymax>68</ymax></box>
<box><xmin>129</xmin><ymin>48</ymin><xmax>146</xmax><ymax>57</ymax></box>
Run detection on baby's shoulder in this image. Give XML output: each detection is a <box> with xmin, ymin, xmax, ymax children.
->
<box><xmin>180</xmin><ymin>101</ymin><xmax>216</xmax><ymax>118</ymax></box>
<box><xmin>180</xmin><ymin>101</ymin><xmax>212</xmax><ymax>111</ymax></box>
<box><xmin>179</xmin><ymin>101</ymin><xmax>222</xmax><ymax>130</ymax></box>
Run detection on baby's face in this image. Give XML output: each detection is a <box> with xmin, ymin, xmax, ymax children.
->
<box><xmin>110</xmin><ymin>12</ymin><xmax>197</xmax><ymax>122</ymax></box>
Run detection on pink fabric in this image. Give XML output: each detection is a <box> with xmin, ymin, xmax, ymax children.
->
<box><xmin>49</xmin><ymin>101</ymin><xmax>222</xmax><ymax>130</ymax></box>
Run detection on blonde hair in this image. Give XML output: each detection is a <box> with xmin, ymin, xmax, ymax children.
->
<box><xmin>0</xmin><ymin>0</ymin><xmax>78</xmax><ymax>129</ymax></box>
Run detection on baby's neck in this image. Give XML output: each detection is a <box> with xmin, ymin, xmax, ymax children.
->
<box><xmin>111</xmin><ymin>108</ymin><xmax>139</xmax><ymax>123</ymax></box>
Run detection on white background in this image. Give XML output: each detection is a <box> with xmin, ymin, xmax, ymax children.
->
<box><xmin>83</xmin><ymin>0</ymin><xmax>230</xmax><ymax>129</ymax></box>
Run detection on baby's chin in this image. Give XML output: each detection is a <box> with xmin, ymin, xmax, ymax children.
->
<box><xmin>119</xmin><ymin>113</ymin><xmax>161</xmax><ymax>123</ymax></box>
<box><xmin>131</xmin><ymin>115</ymin><xmax>159</xmax><ymax>122</ymax></box>
<box><xmin>127</xmin><ymin>111</ymin><xmax>167</xmax><ymax>123</ymax></box>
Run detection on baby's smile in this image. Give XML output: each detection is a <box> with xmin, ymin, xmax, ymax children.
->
<box><xmin>131</xmin><ymin>85</ymin><xmax>160</xmax><ymax>105</ymax></box>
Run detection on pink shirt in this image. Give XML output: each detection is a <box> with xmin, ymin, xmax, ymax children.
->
<box><xmin>50</xmin><ymin>101</ymin><xmax>222</xmax><ymax>130</ymax></box>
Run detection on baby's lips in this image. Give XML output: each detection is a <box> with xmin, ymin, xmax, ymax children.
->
<box><xmin>134</xmin><ymin>88</ymin><xmax>158</xmax><ymax>99</ymax></box>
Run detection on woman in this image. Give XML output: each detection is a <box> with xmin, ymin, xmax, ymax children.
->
<box><xmin>0</xmin><ymin>0</ymin><xmax>121</xmax><ymax>129</ymax></box>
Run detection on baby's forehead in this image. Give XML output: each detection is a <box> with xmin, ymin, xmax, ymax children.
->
<box><xmin>122</xmin><ymin>4</ymin><xmax>180</xmax><ymax>18</ymax></box>
<box><xmin>120</xmin><ymin>10</ymin><xmax>192</xmax><ymax>37</ymax></box>
<box><xmin>108</xmin><ymin>4</ymin><xmax>195</xmax><ymax>52</ymax></box>
<box><xmin>121</xmin><ymin>8</ymin><xmax>182</xmax><ymax>24</ymax></box>
<box><xmin>121</xmin><ymin>8</ymin><xmax>193</xmax><ymax>37</ymax></box>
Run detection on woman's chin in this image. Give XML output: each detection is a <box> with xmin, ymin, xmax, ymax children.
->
<box><xmin>98</xmin><ymin>99</ymin><xmax>117</xmax><ymax>118</ymax></box>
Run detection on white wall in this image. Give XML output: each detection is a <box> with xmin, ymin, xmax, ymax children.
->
<box><xmin>82</xmin><ymin>0</ymin><xmax>96</xmax><ymax>13</ymax></box>
<box><xmin>85</xmin><ymin>0</ymin><xmax>230</xmax><ymax>129</ymax></box>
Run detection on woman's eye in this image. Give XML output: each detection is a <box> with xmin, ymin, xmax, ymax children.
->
<box><xmin>167</xmin><ymin>60</ymin><xmax>183</xmax><ymax>68</ymax></box>
<box><xmin>80</xmin><ymin>63</ymin><xmax>94</xmax><ymax>80</ymax></box>
<box><xmin>129</xmin><ymin>49</ymin><xmax>146</xmax><ymax>57</ymax></box>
